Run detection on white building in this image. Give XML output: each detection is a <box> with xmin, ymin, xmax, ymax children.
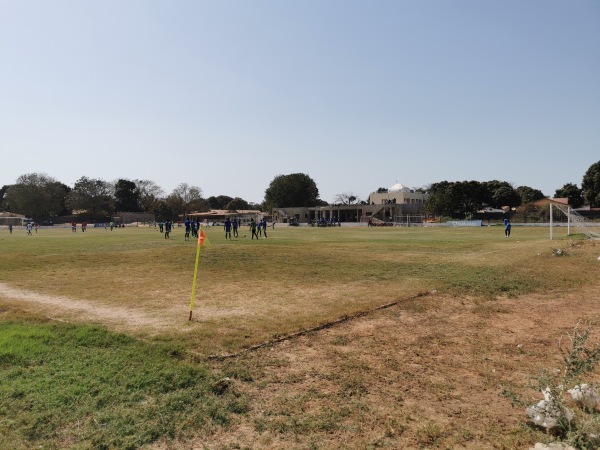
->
<box><xmin>367</xmin><ymin>183</ymin><xmax>428</xmax><ymax>207</ymax></box>
<box><xmin>272</xmin><ymin>182</ymin><xmax>429</xmax><ymax>225</ymax></box>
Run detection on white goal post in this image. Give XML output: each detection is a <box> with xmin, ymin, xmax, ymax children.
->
<box><xmin>550</xmin><ymin>203</ymin><xmax>600</xmax><ymax>240</ymax></box>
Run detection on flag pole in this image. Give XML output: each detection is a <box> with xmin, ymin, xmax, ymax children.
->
<box><xmin>189</xmin><ymin>227</ymin><xmax>206</xmax><ymax>320</ymax></box>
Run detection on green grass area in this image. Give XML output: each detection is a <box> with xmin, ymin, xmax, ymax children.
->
<box><xmin>0</xmin><ymin>319</ymin><xmax>244</xmax><ymax>449</ymax></box>
<box><xmin>0</xmin><ymin>224</ymin><xmax>597</xmax><ymax>448</ymax></box>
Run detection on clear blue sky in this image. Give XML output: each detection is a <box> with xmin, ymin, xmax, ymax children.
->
<box><xmin>1</xmin><ymin>0</ymin><xmax>598</xmax><ymax>204</ymax></box>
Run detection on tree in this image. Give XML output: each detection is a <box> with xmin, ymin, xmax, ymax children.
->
<box><xmin>189</xmin><ymin>197</ymin><xmax>210</xmax><ymax>213</ymax></box>
<box><xmin>207</xmin><ymin>195</ymin><xmax>234</xmax><ymax>210</ymax></box>
<box><xmin>334</xmin><ymin>192</ymin><xmax>360</xmax><ymax>205</ymax></box>
<box><xmin>66</xmin><ymin>176</ymin><xmax>114</xmax><ymax>220</ymax></box>
<box><xmin>483</xmin><ymin>181</ymin><xmax>521</xmax><ymax>208</ymax></box>
<box><xmin>425</xmin><ymin>180</ymin><xmax>491</xmax><ymax>218</ymax></box>
<box><xmin>582</xmin><ymin>160</ymin><xmax>600</xmax><ymax>207</ymax></box>
<box><xmin>155</xmin><ymin>197</ymin><xmax>179</xmax><ymax>221</ymax></box>
<box><xmin>424</xmin><ymin>181</ymin><xmax>454</xmax><ymax>216</ymax></box>
<box><xmin>264</xmin><ymin>173</ymin><xmax>320</xmax><ymax>211</ymax></box>
<box><xmin>114</xmin><ymin>179</ymin><xmax>140</xmax><ymax>212</ymax></box>
<box><xmin>0</xmin><ymin>185</ymin><xmax>10</xmax><ymax>210</ymax></box>
<box><xmin>450</xmin><ymin>181</ymin><xmax>488</xmax><ymax>217</ymax></box>
<box><xmin>3</xmin><ymin>173</ymin><xmax>70</xmax><ymax>220</ymax></box>
<box><xmin>133</xmin><ymin>179</ymin><xmax>164</xmax><ymax>214</ymax></box>
<box><xmin>225</xmin><ymin>197</ymin><xmax>250</xmax><ymax>211</ymax></box>
<box><xmin>170</xmin><ymin>183</ymin><xmax>207</xmax><ymax>217</ymax></box>
<box><xmin>516</xmin><ymin>186</ymin><xmax>546</xmax><ymax>204</ymax></box>
<box><xmin>554</xmin><ymin>183</ymin><xmax>584</xmax><ymax>208</ymax></box>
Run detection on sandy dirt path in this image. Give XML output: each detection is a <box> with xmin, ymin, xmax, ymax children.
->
<box><xmin>0</xmin><ymin>282</ymin><xmax>170</xmax><ymax>332</ymax></box>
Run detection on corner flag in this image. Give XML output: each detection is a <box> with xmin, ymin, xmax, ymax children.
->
<box><xmin>189</xmin><ymin>228</ymin><xmax>207</xmax><ymax>320</ymax></box>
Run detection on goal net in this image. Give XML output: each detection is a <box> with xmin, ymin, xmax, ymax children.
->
<box><xmin>550</xmin><ymin>203</ymin><xmax>600</xmax><ymax>240</ymax></box>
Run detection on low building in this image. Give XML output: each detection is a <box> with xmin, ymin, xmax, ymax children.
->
<box><xmin>112</xmin><ymin>212</ymin><xmax>155</xmax><ymax>225</ymax></box>
<box><xmin>0</xmin><ymin>212</ymin><xmax>26</xmax><ymax>227</ymax></box>
<box><xmin>273</xmin><ymin>183</ymin><xmax>429</xmax><ymax>225</ymax></box>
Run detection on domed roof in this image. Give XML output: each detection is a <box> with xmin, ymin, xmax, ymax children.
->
<box><xmin>389</xmin><ymin>183</ymin><xmax>411</xmax><ymax>193</ymax></box>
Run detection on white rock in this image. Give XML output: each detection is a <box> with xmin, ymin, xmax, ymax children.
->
<box><xmin>526</xmin><ymin>388</ymin><xmax>573</xmax><ymax>430</ymax></box>
<box><xmin>567</xmin><ymin>384</ymin><xmax>600</xmax><ymax>410</ymax></box>
<box><xmin>526</xmin><ymin>400</ymin><xmax>557</xmax><ymax>429</ymax></box>
<box><xmin>530</xmin><ymin>443</ymin><xmax>576</xmax><ymax>450</ymax></box>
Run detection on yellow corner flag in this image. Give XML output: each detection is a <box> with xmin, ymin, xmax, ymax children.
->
<box><xmin>189</xmin><ymin>228</ymin><xmax>207</xmax><ymax>321</ymax></box>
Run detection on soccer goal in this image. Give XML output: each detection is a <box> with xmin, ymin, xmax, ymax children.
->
<box><xmin>393</xmin><ymin>214</ymin><xmax>425</xmax><ymax>226</ymax></box>
<box><xmin>550</xmin><ymin>203</ymin><xmax>600</xmax><ymax>240</ymax></box>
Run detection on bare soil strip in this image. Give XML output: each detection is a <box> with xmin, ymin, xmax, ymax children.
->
<box><xmin>0</xmin><ymin>282</ymin><xmax>168</xmax><ymax>331</ymax></box>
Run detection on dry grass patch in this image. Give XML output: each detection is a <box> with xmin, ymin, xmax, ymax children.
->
<box><xmin>202</xmin><ymin>286</ymin><xmax>600</xmax><ymax>449</ymax></box>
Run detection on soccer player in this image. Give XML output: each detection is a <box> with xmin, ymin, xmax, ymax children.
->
<box><xmin>184</xmin><ymin>217</ymin><xmax>191</xmax><ymax>241</ymax></box>
<box><xmin>224</xmin><ymin>217</ymin><xmax>232</xmax><ymax>240</ymax></box>
<box><xmin>232</xmin><ymin>219</ymin><xmax>239</xmax><ymax>238</ymax></box>
<box><xmin>164</xmin><ymin>220</ymin><xmax>172</xmax><ymax>239</ymax></box>
<box><xmin>250</xmin><ymin>219</ymin><xmax>259</xmax><ymax>240</ymax></box>
<box><xmin>504</xmin><ymin>218</ymin><xmax>511</xmax><ymax>238</ymax></box>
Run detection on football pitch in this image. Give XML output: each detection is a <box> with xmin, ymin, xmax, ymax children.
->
<box><xmin>0</xmin><ymin>224</ymin><xmax>594</xmax><ymax>356</ymax></box>
<box><xmin>2</xmin><ymin>224</ymin><xmax>599</xmax><ymax>449</ymax></box>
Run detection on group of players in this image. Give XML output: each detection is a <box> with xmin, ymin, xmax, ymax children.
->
<box><xmin>226</xmin><ymin>217</ymin><xmax>271</xmax><ymax>240</ymax></box>
<box><xmin>176</xmin><ymin>217</ymin><xmax>272</xmax><ymax>241</ymax></box>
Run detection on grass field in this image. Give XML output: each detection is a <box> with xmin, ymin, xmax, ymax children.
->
<box><xmin>1</xmin><ymin>224</ymin><xmax>599</xmax><ymax>449</ymax></box>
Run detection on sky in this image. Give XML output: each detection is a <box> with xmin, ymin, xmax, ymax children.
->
<box><xmin>1</xmin><ymin>1</ymin><xmax>599</xmax><ymax>204</ymax></box>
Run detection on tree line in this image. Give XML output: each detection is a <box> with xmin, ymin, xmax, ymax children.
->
<box><xmin>1</xmin><ymin>161</ymin><xmax>599</xmax><ymax>221</ymax></box>
<box><xmin>0</xmin><ymin>174</ymin><xmax>260</xmax><ymax>222</ymax></box>
<box><xmin>425</xmin><ymin>160</ymin><xmax>600</xmax><ymax>218</ymax></box>
<box><xmin>424</xmin><ymin>180</ymin><xmax>542</xmax><ymax>217</ymax></box>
